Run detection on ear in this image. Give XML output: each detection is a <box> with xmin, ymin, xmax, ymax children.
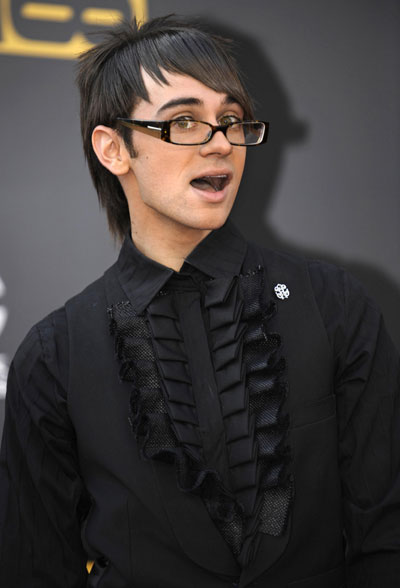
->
<box><xmin>91</xmin><ymin>125</ymin><xmax>131</xmax><ymax>176</ymax></box>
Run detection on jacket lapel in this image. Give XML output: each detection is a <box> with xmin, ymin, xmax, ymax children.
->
<box><xmin>152</xmin><ymin>460</ymin><xmax>240</xmax><ymax>576</ymax></box>
<box><xmin>241</xmin><ymin>522</ymin><xmax>291</xmax><ymax>585</ymax></box>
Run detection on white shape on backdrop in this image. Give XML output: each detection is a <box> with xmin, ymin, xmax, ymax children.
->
<box><xmin>0</xmin><ymin>276</ymin><xmax>9</xmax><ymax>399</ymax></box>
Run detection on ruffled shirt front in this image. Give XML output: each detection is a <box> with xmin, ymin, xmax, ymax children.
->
<box><xmin>108</xmin><ymin>251</ymin><xmax>292</xmax><ymax>566</ymax></box>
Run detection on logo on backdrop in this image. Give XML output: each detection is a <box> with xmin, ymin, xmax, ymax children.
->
<box><xmin>0</xmin><ymin>0</ymin><xmax>147</xmax><ymax>59</ymax></box>
<box><xmin>0</xmin><ymin>276</ymin><xmax>8</xmax><ymax>399</ymax></box>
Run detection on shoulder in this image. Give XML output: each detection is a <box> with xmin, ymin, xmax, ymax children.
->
<box><xmin>12</xmin><ymin>307</ymin><xmax>68</xmax><ymax>386</ymax></box>
<box><xmin>247</xmin><ymin>240</ymin><xmax>374</xmax><ymax>306</ymax></box>
<box><xmin>65</xmin><ymin>271</ymin><xmax>109</xmax><ymax>312</ymax></box>
<box><xmin>6</xmin><ymin>307</ymin><xmax>70</xmax><ymax>423</ymax></box>
<box><xmin>11</xmin><ymin>271</ymin><xmax>110</xmax><ymax>393</ymax></box>
<box><xmin>245</xmin><ymin>241</ymin><xmax>385</xmax><ymax>354</ymax></box>
<box><xmin>247</xmin><ymin>241</ymin><xmax>354</xmax><ymax>300</ymax></box>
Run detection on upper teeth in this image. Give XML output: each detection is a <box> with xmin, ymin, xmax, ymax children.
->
<box><xmin>197</xmin><ymin>174</ymin><xmax>227</xmax><ymax>180</ymax></box>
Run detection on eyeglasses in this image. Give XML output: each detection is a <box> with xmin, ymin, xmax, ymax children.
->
<box><xmin>116</xmin><ymin>118</ymin><xmax>269</xmax><ymax>146</ymax></box>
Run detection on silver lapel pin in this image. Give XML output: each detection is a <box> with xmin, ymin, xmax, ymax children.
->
<box><xmin>274</xmin><ymin>283</ymin><xmax>290</xmax><ymax>300</ymax></box>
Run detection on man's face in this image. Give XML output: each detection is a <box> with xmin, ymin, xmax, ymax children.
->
<box><xmin>122</xmin><ymin>70</ymin><xmax>247</xmax><ymax>237</ymax></box>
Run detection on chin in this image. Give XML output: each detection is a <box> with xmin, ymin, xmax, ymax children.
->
<box><xmin>189</xmin><ymin>204</ymin><xmax>233</xmax><ymax>231</ymax></box>
<box><xmin>187</xmin><ymin>216</ymin><xmax>228</xmax><ymax>233</ymax></box>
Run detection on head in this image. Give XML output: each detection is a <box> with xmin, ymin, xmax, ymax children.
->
<box><xmin>76</xmin><ymin>15</ymin><xmax>255</xmax><ymax>242</ymax></box>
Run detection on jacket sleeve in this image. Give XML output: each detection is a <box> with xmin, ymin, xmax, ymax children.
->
<box><xmin>310</xmin><ymin>261</ymin><xmax>400</xmax><ymax>587</ymax></box>
<box><xmin>0</xmin><ymin>310</ymin><xmax>90</xmax><ymax>588</ymax></box>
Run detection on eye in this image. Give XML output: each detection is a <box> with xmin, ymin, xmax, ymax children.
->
<box><xmin>219</xmin><ymin>114</ymin><xmax>242</xmax><ymax>125</ymax></box>
<box><xmin>170</xmin><ymin>117</ymin><xmax>196</xmax><ymax>130</ymax></box>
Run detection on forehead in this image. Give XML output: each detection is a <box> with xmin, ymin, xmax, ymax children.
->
<box><xmin>136</xmin><ymin>69</ymin><xmax>241</xmax><ymax>117</ymax></box>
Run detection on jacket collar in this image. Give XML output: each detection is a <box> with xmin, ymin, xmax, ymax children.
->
<box><xmin>116</xmin><ymin>220</ymin><xmax>247</xmax><ymax>313</ymax></box>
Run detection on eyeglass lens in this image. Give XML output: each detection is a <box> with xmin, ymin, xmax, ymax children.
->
<box><xmin>169</xmin><ymin>121</ymin><xmax>264</xmax><ymax>145</ymax></box>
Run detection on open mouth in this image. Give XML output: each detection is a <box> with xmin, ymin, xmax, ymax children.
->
<box><xmin>190</xmin><ymin>174</ymin><xmax>230</xmax><ymax>192</ymax></box>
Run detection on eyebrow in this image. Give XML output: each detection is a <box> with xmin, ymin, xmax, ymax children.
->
<box><xmin>155</xmin><ymin>95</ymin><xmax>240</xmax><ymax>116</ymax></box>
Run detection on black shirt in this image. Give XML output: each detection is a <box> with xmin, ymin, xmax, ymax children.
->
<box><xmin>0</xmin><ymin>222</ymin><xmax>399</xmax><ymax>587</ymax></box>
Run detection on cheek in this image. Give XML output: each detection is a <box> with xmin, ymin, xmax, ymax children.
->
<box><xmin>140</xmin><ymin>149</ymin><xmax>190</xmax><ymax>188</ymax></box>
<box><xmin>133</xmin><ymin>157</ymin><xmax>189</xmax><ymax>208</ymax></box>
<box><xmin>237</xmin><ymin>149</ymin><xmax>246</xmax><ymax>176</ymax></box>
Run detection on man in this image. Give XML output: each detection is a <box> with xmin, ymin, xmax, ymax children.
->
<box><xmin>0</xmin><ymin>15</ymin><xmax>399</xmax><ymax>588</ymax></box>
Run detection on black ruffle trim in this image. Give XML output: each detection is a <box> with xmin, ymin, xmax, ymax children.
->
<box><xmin>108</xmin><ymin>264</ymin><xmax>292</xmax><ymax>568</ymax></box>
<box><xmin>204</xmin><ymin>268</ymin><xmax>292</xmax><ymax>565</ymax></box>
<box><xmin>239</xmin><ymin>267</ymin><xmax>293</xmax><ymax>547</ymax></box>
<box><xmin>108</xmin><ymin>301</ymin><xmax>239</xmax><ymax>524</ymax></box>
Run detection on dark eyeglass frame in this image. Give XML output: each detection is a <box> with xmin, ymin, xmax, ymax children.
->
<box><xmin>116</xmin><ymin>118</ymin><xmax>269</xmax><ymax>146</ymax></box>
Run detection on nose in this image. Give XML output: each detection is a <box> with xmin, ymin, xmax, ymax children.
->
<box><xmin>199</xmin><ymin>128</ymin><xmax>233</xmax><ymax>157</ymax></box>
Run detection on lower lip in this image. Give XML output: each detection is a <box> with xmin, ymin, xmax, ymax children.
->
<box><xmin>190</xmin><ymin>183</ymin><xmax>230</xmax><ymax>203</ymax></box>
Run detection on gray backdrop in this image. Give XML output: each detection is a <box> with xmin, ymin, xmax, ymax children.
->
<box><xmin>1</xmin><ymin>0</ymin><xmax>399</xmax><ymax>436</ymax></box>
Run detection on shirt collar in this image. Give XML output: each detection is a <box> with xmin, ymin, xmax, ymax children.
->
<box><xmin>116</xmin><ymin>220</ymin><xmax>247</xmax><ymax>313</ymax></box>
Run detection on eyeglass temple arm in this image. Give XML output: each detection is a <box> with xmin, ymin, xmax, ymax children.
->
<box><xmin>117</xmin><ymin>119</ymin><xmax>163</xmax><ymax>139</ymax></box>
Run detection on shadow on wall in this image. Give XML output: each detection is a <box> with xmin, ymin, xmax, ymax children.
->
<box><xmin>206</xmin><ymin>20</ymin><xmax>400</xmax><ymax>351</ymax></box>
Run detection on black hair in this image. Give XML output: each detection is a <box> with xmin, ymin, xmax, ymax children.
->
<box><xmin>76</xmin><ymin>15</ymin><xmax>254</xmax><ymax>241</ymax></box>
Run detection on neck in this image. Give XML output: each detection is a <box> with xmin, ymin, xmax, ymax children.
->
<box><xmin>130</xmin><ymin>219</ymin><xmax>211</xmax><ymax>272</ymax></box>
